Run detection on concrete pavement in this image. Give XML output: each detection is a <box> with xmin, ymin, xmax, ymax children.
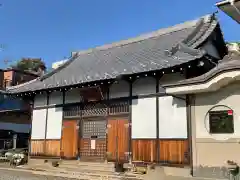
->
<box><xmin>0</xmin><ymin>169</ymin><xmax>80</xmax><ymax>180</ymax></box>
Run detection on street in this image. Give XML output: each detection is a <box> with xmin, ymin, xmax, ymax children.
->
<box><xmin>0</xmin><ymin>169</ymin><xmax>79</xmax><ymax>180</ymax></box>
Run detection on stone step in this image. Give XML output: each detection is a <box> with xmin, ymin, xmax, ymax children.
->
<box><xmin>61</xmin><ymin>161</ymin><xmax>115</xmax><ymax>168</ymax></box>
<box><xmin>163</xmin><ymin>166</ymin><xmax>191</xmax><ymax>177</ymax></box>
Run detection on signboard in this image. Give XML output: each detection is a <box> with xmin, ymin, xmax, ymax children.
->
<box><xmin>91</xmin><ymin>139</ymin><xmax>96</xmax><ymax>150</ymax></box>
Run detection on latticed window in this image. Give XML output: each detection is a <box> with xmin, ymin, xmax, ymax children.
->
<box><xmin>82</xmin><ymin>119</ymin><xmax>106</xmax><ymax>139</ymax></box>
<box><xmin>82</xmin><ymin>103</ymin><xmax>108</xmax><ymax>117</ymax></box>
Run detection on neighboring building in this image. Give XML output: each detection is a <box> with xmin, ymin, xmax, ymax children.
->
<box><xmin>6</xmin><ymin>13</ymin><xmax>227</xmax><ymax>175</ymax></box>
<box><xmin>0</xmin><ymin>69</ymin><xmax>38</xmax><ymax>135</ymax></box>
<box><xmin>216</xmin><ymin>0</ymin><xmax>240</xmax><ymax>23</ymax></box>
<box><xmin>2</xmin><ymin>68</ymin><xmax>39</xmax><ymax>89</ymax></box>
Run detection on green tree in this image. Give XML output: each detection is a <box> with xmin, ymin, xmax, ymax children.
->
<box><xmin>11</xmin><ymin>58</ymin><xmax>46</xmax><ymax>73</ymax></box>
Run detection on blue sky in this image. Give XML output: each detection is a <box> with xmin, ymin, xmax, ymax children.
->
<box><xmin>0</xmin><ymin>0</ymin><xmax>239</xmax><ymax>69</ymax></box>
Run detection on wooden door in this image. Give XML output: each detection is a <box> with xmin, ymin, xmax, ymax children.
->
<box><xmin>61</xmin><ymin>120</ymin><xmax>78</xmax><ymax>159</ymax></box>
<box><xmin>79</xmin><ymin>118</ymin><xmax>107</xmax><ymax>161</ymax></box>
<box><xmin>107</xmin><ymin>119</ymin><xmax>129</xmax><ymax>162</ymax></box>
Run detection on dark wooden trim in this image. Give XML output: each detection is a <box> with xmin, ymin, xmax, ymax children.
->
<box><xmin>43</xmin><ymin>138</ymin><xmax>61</xmax><ymax>141</ymax></box>
<box><xmin>131</xmin><ymin>138</ymin><xmax>158</xmax><ymax>140</ymax></box>
<box><xmin>43</xmin><ymin>93</ymin><xmax>50</xmax><ymax>154</ymax></box>
<box><xmin>32</xmin><ymin>92</ymin><xmax>185</xmax><ymax>110</ymax></box>
<box><xmin>131</xmin><ymin>138</ymin><xmax>188</xmax><ymax>140</ymax></box>
<box><xmin>31</xmin><ymin>139</ymin><xmax>45</xmax><ymax>141</ymax></box>
<box><xmin>60</xmin><ymin>90</ymin><xmax>65</xmax><ymax>155</ymax></box>
<box><xmin>187</xmin><ymin>94</ymin><xmax>193</xmax><ymax>175</ymax></box>
<box><xmin>106</xmin><ymin>85</ymin><xmax>110</xmax><ymax>161</ymax></box>
<box><xmin>33</xmin><ymin>104</ymin><xmax>63</xmax><ymax>110</ymax></box>
<box><xmin>29</xmin><ymin>156</ymin><xmax>61</xmax><ymax>160</ymax></box>
<box><xmin>156</xmin><ymin>75</ymin><xmax>160</xmax><ymax>163</ymax></box>
<box><xmin>129</xmin><ymin>80</ymin><xmax>132</xmax><ymax>162</ymax></box>
<box><xmin>28</xmin><ymin>96</ymin><xmax>35</xmax><ymax>162</ymax></box>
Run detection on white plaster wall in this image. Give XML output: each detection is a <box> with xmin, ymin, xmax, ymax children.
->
<box><xmin>46</xmin><ymin>107</ymin><xmax>63</xmax><ymax>139</ymax></box>
<box><xmin>109</xmin><ymin>80</ymin><xmax>129</xmax><ymax>99</ymax></box>
<box><xmin>158</xmin><ymin>96</ymin><xmax>187</xmax><ymax>138</ymax></box>
<box><xmin>34</xmin><ymin>93</ymin><xmax>47</xmax><ymax>107</ymax></box>
<box><xmin>159</xmin><ymin>72</ymin><xmax>185</xmax><ymax>85</ymax></box>
<box><xmin>132</xmin><ymin>77</ymin><xmax>156</xmax><ymax>96</ymax></box>
<box><xmin>65</xmin><ymin>88</ymin><xmax>82</xmax><ymax>104</ymax></box>
<box><xmin>31</xmin><ymin>109</ymin><xmax>47</xmax><ymax>139</ymax></box>
<box><xmin>0</xmin><ymin>122</ymin><xmax>30</xmax><ymax>133</ymax></box>
<box><xmin>194</xmin><ymin>82</ymin><xmax>240</xmax><ymax>140</ymax></box>
<box><xmin>49</xmin><ymin>91</ymin><xmax>63</xmax><ymax>105</ymax></box>
<box><xmin>131</xmin><ymin>97</ymin><xmax>156</xmax><ymax>138</ymax></box>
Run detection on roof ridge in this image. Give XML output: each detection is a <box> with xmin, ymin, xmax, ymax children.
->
<box><xmin>73</xmin><ymin>14</ymin><xmax>214</xmax><ymax>56</ymax></box>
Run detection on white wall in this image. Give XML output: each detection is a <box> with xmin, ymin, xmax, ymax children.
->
<box><xmin>194</xmin><ymin>82</ymin><xmax>240</xmax><ymax>140</ymax></box>
<box><xmin>65</xmin><ymin>88</ymin><xmax>82</xmax><ymax>104</ymax></box>
<box><xmin>109</xmin><ymin>80</ymin><xmax>129</xmax><ymax>99</ymax></box>
<box><xmin>46</xmin><ymin>107</ymin><xmax>63</xmax><ymax>139</ymax></box>
<box><xmin>49</xmin><ymin>91</ymin><xmax>63</xmax><ymax>105</ymax></box>
<box><xmin>34</xmin><ymin>93</ymin><xmax>47</xmax><ymax>107</ymax></box>
<box><xmin>158</xmin><ymin>96</ymin><xmax>187</xmax><ymax>139</ymax></box>
<box><xmin>31</xmin><ymin>109</ymin><xmax>47</xmax><ymax>139</ymax></box>
<box><xmin>0</xmin><ymin>122</ymin><xmax>30</xmax><ymax>133</ymax></box>
<box><xmin>131</xmin><ymin>97</ymin><xmax>156</xmax><ymax>138</ymax></box>
<box><xmin>132</xmin><ymin>77</ymin><xmax>156</xmax><ymax>96</ymax></box>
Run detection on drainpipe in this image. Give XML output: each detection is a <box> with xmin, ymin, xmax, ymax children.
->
<box><xmin>230</xmin><ymin>0</ymin><xmax>240</xmax><ymax>17</ymax></box>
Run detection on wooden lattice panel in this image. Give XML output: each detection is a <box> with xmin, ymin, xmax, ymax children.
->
<box><xmin>79</xmin><ymin>139</ymin><xmax>106</xmax><ymax>160</ymax></box>
<box><xmin>82</xmin><ymin>103</ymin><xmax>107</xmax><ymax>117</ymax></box>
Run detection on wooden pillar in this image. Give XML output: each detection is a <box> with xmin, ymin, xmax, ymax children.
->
<box><xmin>128</xmin><ymin>80</ymin><xmax>133</xmax><ymax>164</ymax></box>
<box><xmin>28</xmin><ymin>96</ymin><xmax>34</xmax><ymax>160</ymax></box>
<box><xmin>105</xmin><ymin>86</ymin><xmax>110</xmax><ymax>163</ymax></box>
<box><xmin>43</xmin><ymin>92</ymin><xmax>50</xmax><ymax>155</ymax></box>
<box><xmin>187</xmin><ymin>94</ymin><xmax>193</xmax><ymax>175</ymax></box>
<box><xmin>60</xmin><ymin>90</ymin><xmax>65</xmax><ymax>159</ymax></box>
<box><xmin>156</xmin><ymin>75</ymin><xmax>160</xmax><ymax>163</ymax></box>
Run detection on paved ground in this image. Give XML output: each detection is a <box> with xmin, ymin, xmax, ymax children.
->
<box><xmin>0</xmin><ymin>169</ymin><xmax>80</xmax><ymax>180</ymax></box>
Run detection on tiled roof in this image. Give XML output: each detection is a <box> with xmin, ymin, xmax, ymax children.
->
<box><xmin>8</xmin><ymin>14</ymin><xmax>219</xmax><ymax>93</ymax></box>
<box><xmin>163</xmin><ymin>53</ymin><xmax>240</xmax><ymax>87</ymax></box>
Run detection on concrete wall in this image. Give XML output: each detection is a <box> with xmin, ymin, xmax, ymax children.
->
<box><xmin>192</xmin><ymin>82</ymin><xmax>240</xmax><ymax>178</ymax></box>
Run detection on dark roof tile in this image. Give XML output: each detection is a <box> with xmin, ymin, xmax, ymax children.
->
<box><xmin>8</xmin><ymin>14</ymin><xmax>219</xmax><ymax>93</ymax></box>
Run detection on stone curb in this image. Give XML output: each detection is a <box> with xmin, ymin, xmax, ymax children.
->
<box><xmin>0</xmin><ymin>166</ymin><xmax>143</xmax><ymax>180</ymax></box>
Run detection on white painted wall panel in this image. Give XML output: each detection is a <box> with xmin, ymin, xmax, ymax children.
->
<box><xmin>132</xmin><ymin>77</ymin><xmax>156</xmax><ymax>96</ymax></box>
<box><xmin>49</xmin><ymin>91</ymin><xmax>63</xmax><ymax>105</ymax></box>
<box><xmin>132</xmin><ymin>97</ymin><xmax>156</xmax><ymax>138</ymax></box>
<box><xmin>158</xmin><ymin>96</ymin><xmax>187</xmax><ymax>138</ymax></box>
<box><xmin>46</xmin><ymin>107</ymin><xmax>63</xmax><ymax>139</ymax></box>
<box><xmin>65</xmin><ymin>89</ymin><xmax>81</xmax><ymax>104</ymax></box>
<box><xmin>31</xmin><ymin>109</ymin><xmax>47</xmax><ymax>139</ymax></box>
<box><xmin>34</xmin><ymin>93</ymin><xmax>47</xmax><ymax>107</ymax></box>
<box><xmin>0</xmin><ymin>122</ymin><xmax>30</xmax><ymax>133</ymax></box>
<box><xmin>109</xmin><ymin>80</ymin><xmax>129</xmax><ymax>99</ymax></box>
